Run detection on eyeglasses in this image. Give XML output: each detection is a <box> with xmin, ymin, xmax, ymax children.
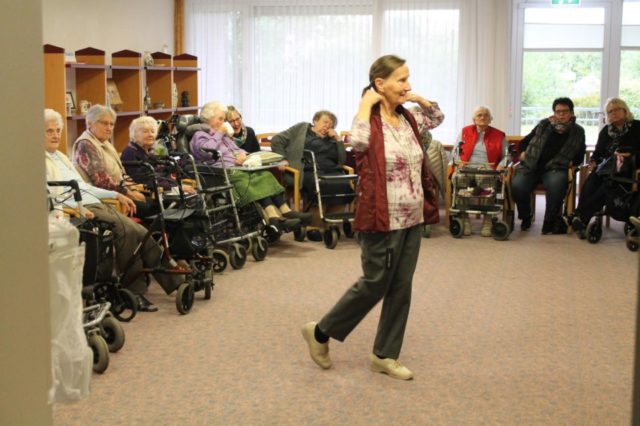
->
<box><xmin>607</xmin><ymin>107</ymin><xmax>624</xmax><ymax>115</ymax></box>
<box><xmin>97</xmin><ymin>120</ymin><xmax>115</xmax><ymax>127</ymax></box>
<box><xmin>554</xmin><ymin>109</ymin><xmax>571</xmax><ymax>115</ymax></box>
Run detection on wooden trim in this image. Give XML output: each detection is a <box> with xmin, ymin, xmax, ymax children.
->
<box><xmin>175</xmin><ymin>0</ymin><xmax>184</xmax><ymax>55</ymax></box>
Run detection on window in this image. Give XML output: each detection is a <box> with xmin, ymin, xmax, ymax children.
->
<box><xmin>519</xmin><ymin>6</ymin><xmax>605</xmax><ymax>143</ymax></box>
<box><xmin>620</xmin><ymin>1</ymin><xmax>640</xmax><ymax>117</ymax></box>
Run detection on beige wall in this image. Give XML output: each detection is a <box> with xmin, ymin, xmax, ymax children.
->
<box><xmin>42</xmin><ymin>0</ymin><xmax>174</xmax><ymax>57</ymax></box>
<box><xmin>0</xmin><ymin>0</ymin><xmax>52</xmax><ymax>424</ymax></box>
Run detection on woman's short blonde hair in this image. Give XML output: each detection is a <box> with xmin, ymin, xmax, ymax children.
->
<box><xmin>129</xmin><ymin>116</ymin><xmax>159</xmax><ymax>140</ymax></box>
<box><xmin>200</xmin><ymin>102</ymin><xmax>227</xmax><ymax>121</ymax></box>
<box><xmin>604</xmin><ymin>97</ymin><xmax>634</xmax><ymax>124</ymax></box>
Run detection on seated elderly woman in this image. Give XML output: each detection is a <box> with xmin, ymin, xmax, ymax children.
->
<box><xmin>45</xmin><ymin>109</ymin><xmax>183</xmax><ymax>312</ymax></box>
<box><xmin>511</xmin><ymin>97</ymin><xmax>586</xmax><ymax>235</ymax></box>
<box><xmin>71</xmin><ymin>104</ymin><xmax>156</xmax><ymax>217</ymax></box>
<box><xmin>190</xmin><ymin>101</ymin><xmax>309</xmax><ymax>227</ymax></box>
<box><xmin>452</xmin><ymin>106</ymin><xmax>507</xmax><ymax>237</ymax></box>
<box><xmin>120</xmin><ymin>116</ymin><xmax>194</xmax><ymax>195</ymax></box>
<box><xmin>226</xmin><ymin>105</ymin><xmax>260</xmax><ymax>153</ymax></box>
<box><xmin>271</xmin><ymin>110</ymin><xmax>355</xmax><ymax>207</ymax></box>
<box><xmin>571</xmin><ymin>97</ymin><xmax>640</xmax><ymax>238</ymax></box>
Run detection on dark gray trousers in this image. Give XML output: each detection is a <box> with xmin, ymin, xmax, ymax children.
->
<box><xmin>318</xmin><ymin>224</ymin><xmax>422</xmax><ymax>359</ymax></box>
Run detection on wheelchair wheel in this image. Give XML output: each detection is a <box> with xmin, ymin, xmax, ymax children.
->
<box><xmin>88</xmin><ymin>333</ymin><xmax>109</xmax><ymax>374</ymax></box>
<box><xmin>586</xmin><ymin>221</ymin><xmax>602</xmax><ymax>244</ymax></box>
<box><xmin>263</xmin><ymin>224</ymin><xmax>281</xmax><ymax>244</ymax></box>
<box><xmin>176</xmin><ymin>282</ymin><xmax>194</xmax><ymax>315</ymax></box>
<box><xmin>203</xmin><ymin>280</ymin><xmax>213</xmax><ymax>300</ymax></box>
<box><xmin>251</xmin><ymin>236</ymin><xmax>268</xmax><ymax>261</ymax></box>
<box><xmin>211</xmin><ymin>249</ymin><xmax>228</xmax><ymax>273</ymax></box>
<box><xmin>101</xmin><ymin>316</ymin><xmax>125</xmax><ymax>353</ymax></box>
<box><xmin>449</xmin><ymin>217</ymin><xmax>464</xmax><ymax>238</ymax></box>
<box><xmin>343</xmin><ymin>222</ymin><xmax>355</xmax><ymax>238</ymax></box>
<box><xmin>626</xmin><ymin>229</ymin><xmax>639</xmax><ymax>252</ymax></box>
<box><xmin>324</xmin><ymin>228</ymin><xmax>339</xmax><ymax>249</ymax></box>
<box><xmin>422</xmin><ymin>224</ymin><xmax>431</xmax><ymax>238</ymax></box>
<box><xmin>293</xmin><ymin>226</ymin><xmax>306</xmax><ymax>242</ymax></box>
<box><xmin>229</xmin><ymin>243</ymin><xmax>247</xmax><ymax>270</ymax></box>
<box><xmin>491</xmin><ymin>220</ymin><xmax>510</xmax><ymax>241</ymax></box>
<box><xmin>111</xmin><ymin>288</ymin><xmax>138</xmax><ymax>323</ymax></box>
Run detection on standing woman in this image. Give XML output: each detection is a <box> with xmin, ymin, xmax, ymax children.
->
<box><xmin>301</xmin><ymin>55</ymin><xmax>444</xmax><ymax>380</ymax></box>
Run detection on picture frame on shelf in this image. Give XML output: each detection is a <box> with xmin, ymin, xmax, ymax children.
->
<box><xmin>65</xmin><ymin>91</ymin><xmax>75</xmax><ymax>109</ymax></box>
<box><xmin>106</xmin><ymin>79</ymin><xmax>123</xmax><ymax>107</ymax></box>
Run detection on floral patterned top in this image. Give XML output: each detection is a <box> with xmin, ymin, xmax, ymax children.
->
<box><xmin>350</xmin><ymin>104</ymin><xmax>444</xmax><ymax>230</ymax></box>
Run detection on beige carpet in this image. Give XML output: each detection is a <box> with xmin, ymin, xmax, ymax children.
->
<box><xmin>53</xmin><ymin>207</ymin><xmax>639</xmax><ymax>425</ymax></box>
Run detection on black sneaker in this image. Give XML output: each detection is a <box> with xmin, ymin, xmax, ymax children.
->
<box><xmin>306</xmin><ymin>229</ymin><xmax>323</xmax><ymax>241</ymax></box>
<box><xmin>571</xmin><ymin>216</ymin><xmax>586</xmax><ymax>239</ymax></box>
<box><xmin>521</xmin><ymin>216</ymin><xmax>533</xmax><ymax>231</ymax></box>
<box><xmin>138</xmin><ymin>295</ymin><xmax>158</xmax><ymax>312</ymax></box>
<box><xmin>283</xmin><ymin>211</ymin><xmax>312</xmax><ymax>225</ymax></box>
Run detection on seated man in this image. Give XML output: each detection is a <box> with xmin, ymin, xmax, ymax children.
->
<box><xmin>45</xmin><ymin>109</ymin><xmax>182</xmax><ymax>312</ymax></box>
<box><xmin>511</xmin><ymin>97</ymin><xmax>586</xmax><ymax>234</ymax></box>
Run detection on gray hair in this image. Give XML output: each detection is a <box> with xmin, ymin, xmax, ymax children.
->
<box><xmin>200</xmin><ymin>101</ymin><xmax>227</xmax><ymax>121</ymax></box>
<box><xmin>44</xmin><ymin>108</ymin><xmax>63</xmax><ymax>128</ymax></box>
<box><xmin>471</xmin><ymin>106</ymin><xmax>493</xmax><ymax>121</ymax></box>
<box><xmin>129</xmin><ymin>116</ymin><xmax>159</xmax><ymax>140</ymax></box>
<box><xmin>85</xmin><ymin>104</ymin><xmax>116</xmax><ymax>127</ymax></box>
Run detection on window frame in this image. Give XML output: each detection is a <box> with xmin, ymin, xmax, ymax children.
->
<box><xmin>510</xmin><ymin>0</ymin><xmax>625</xmax><ymax>144</ymax></box>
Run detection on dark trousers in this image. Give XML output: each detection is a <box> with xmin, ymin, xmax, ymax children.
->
<box><xmin>574</xmin><ymin>172</ymin><xmax>607</xmax><ymax>224</ymax></box>
<box><xmin>511</xmin><ymin>167</ymin><xmax>568</xmax><ymax>223</ymax></box>
<box><xmin>87</xmin><ymin>203</ymin><xmax>183</xmax><ymax>295</ymax></box>
<box><xmin>318</xmin><ymin>224</ymin><xmax>421</xmax><ymax>359</ymax></box>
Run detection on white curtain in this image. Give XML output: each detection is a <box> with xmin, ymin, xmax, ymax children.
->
<box><xmin>185</xmin><ymin>0</ymin><xmax>512</xmax><ymax>143</ymax></box>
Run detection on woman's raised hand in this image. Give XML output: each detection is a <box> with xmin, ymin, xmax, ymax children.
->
<box><xmin>405</xmin><ymin>92</ymin><xmax>431</xmax><ymax>108</ymax></box>
<box><xmin>362</xmin><ymin>88</ymin><xmax>383</xmax><ymax>107</ymax></box>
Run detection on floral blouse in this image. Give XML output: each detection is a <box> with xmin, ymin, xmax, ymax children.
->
<box><xmin>350</xmin><ymin>103</ymin><xmax>444</xmax><ymax>230</ymax></box>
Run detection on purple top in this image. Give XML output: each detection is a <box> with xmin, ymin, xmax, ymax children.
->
<box><xmin>190</xmin><ymin>130</ymin><xmax>246</xmax><ymax>166</ymax></box>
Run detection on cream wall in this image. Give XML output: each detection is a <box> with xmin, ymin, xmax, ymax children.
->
<box><xmin>0</xmin><ymin>0</ymin><xmax>52</xmax><ymax>424</ymax></box>
<box><xmin>42</xmin><ymin>0</ymin><xmax>174</xmax><ymax>58</ymax></box>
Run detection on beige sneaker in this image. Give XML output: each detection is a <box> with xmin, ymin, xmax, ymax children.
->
<box><xmin>369</xmin><ymin>354</ymin><xmax>414</xmax><ymax>380</ymax></box>
<box><xmin>463</xmin><ymin>216</ymin><xmax>471</xmax><ymax>236</ymax></box>
<box><xmin>301</xmin><ymin>322</ymin><xmax>332</xmax><ymax>369</ymax></box>
<box><xmin>481</xmin><ymin>216</ymin><xmax>492</xmax><ymax>237</ymax></box>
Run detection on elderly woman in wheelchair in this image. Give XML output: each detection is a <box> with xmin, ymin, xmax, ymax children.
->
<box><xmin>189</xmin><ymin>101</ymin><xmax>310</xmax><ymax>229</ymax></box>
<box><xmin>270</xmin><ymin>110</ymin><xmax>356</xmax><ymax>241</ymax></box>
<box><xmin>451</xmin><ymin>106</ymin><xmax>508</xmax><ymax>237</ymax></box>
<box><xmin>571</xmin><ymin>97</ymin><xmax>640</xmax><ymax>241</ymax></box>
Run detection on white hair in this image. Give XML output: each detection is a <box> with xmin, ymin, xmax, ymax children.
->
<box><xmin>200</xmin><ymin>101</ymin><xmax>227</xmax><ymax>121</ymax></box>
<box><xmin>44</xmin><ymin>108</ymin><xmax>63</xmax><ymax>128</ymax></box>
<box><xmin>471</xmin><ymin>105</ymin><xmax>493</xmax><ymax>121</ymax></box>
<box><xmin>129</xmin><ymin>116</ymin><xmax>159</xmax><ymax>140</ymax></box>
<box><xmin>85</xmin><ymin>104</ymin><xmax>116</xmax><ymax>127</ymax></box>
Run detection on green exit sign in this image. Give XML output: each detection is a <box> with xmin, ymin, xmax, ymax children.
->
<box><xmin>551</xmin><ymin>0</ymin><xmax>580</xmax><ymax>4</ymax></box>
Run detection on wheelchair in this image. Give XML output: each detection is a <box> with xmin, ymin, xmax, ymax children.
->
<box><xmin>299</xmin><ymin>149</ymin><xmax>357</xmax><ymax>249</ymax></box>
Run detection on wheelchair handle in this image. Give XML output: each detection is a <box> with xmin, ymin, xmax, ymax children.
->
<box><xmin>48</xmin><ymin>180</ymin><xmax>82</xmax><ymax>202</ymax></box>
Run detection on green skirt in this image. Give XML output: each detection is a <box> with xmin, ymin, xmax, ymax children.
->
<box><xmin>229</xmin><ymin>169</ymin><xmax>284</xmax><ymax>207</ymax></box>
